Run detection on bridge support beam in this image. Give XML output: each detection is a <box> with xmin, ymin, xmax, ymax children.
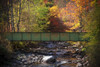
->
<box><xmin>0</xmin><ymin>32</ymin><xmax>89</xmax><ymax>41</ymax></box>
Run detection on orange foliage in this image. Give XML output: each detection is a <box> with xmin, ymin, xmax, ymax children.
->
<box><xmin>71</xmin><ymin>0</ymin><xmax>95</xmax><ymax>12</ymax></box>
<box><xmin>49</xmin><ymin>0</ymin><xmax>95</xmax><ymax>32</ymax></box>
<box><xmin>58</xmin><ymin>2</ymin><xmax>80</xmax><ymax>30</ymax></box>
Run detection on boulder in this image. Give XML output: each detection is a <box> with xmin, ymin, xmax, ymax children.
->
<box><xmin>76</xmin><ymin>62</ymin><xmax>82</xmax><ymax>67</ymax></box>
<box><xmin>42</xmin><ymin>56</ymin><xmax>56</xmax><ymax>64</ymax></box>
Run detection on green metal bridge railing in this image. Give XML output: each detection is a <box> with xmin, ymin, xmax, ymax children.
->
<box><xmin>0</xmin><ymin>32</ymin><xmax>89</xmax><ymax>41</ymax></box>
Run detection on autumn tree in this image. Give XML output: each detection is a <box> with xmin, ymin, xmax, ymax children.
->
<box><xmin>19</xmin><ymin>0</ymin><xmax>50</xmax><ymax>32</ymax></box>
<box><xmin>70</xmin><ymin>0</ymin><xmax>95</xmax><ymax>32</ymax></box>
<box><xmin>49</xmin><ymin>5</ymin><xmax>70</xmax><ymax>32</ymax></box>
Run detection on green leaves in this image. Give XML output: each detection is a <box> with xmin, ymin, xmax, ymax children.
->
<box><xmin>19</xmin><ymin>0</ymin><xmax>50</xmax><ymax>32</ymax></box>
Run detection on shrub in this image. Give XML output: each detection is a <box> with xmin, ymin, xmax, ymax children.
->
<box><xmin>0</xmin><ymin>37</ymin><xmax>13</xmax><ymax>66</ymax></box>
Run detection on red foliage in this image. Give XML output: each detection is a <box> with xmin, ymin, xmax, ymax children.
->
<box><xmin>44</xmin><ymin>0</ymin><xmax>48</xmax><ymax>3</ymax></box>
<box><xmin>49</xmin><ymin>16</ymin><xmax>70</xmax><ymax>32</ymax></box>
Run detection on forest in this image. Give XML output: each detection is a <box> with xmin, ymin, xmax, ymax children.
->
<box><xmin>0</xmin><ymin>0</ymin><xmax>100</xmax><ymax>67</ymax></box>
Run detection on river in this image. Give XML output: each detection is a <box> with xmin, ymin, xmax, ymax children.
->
<box><xmin>5</xmin><ymin>42</ymin><xmax>88</xmax><ymax>67</ymax></box>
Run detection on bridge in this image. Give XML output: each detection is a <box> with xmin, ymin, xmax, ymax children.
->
<box><xmin>0</xmin><ymin>32</ymin><xmax>89</xmax><ymax>41</ymax></box>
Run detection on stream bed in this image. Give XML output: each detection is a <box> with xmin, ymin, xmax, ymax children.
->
<box><xmin>4</xmin><ymin>42</ymin><xmax>89</xmax><ymax>67</ymax></box>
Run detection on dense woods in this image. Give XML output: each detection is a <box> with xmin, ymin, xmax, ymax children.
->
<box><xmin>0</xmin><ymin>0</ymin><xmax>96</xmax><ymax>32</ymax></box>
<box><xmin>0</xmin><ymin>0</ymin><xmax>100</xmax><ymax>67</ymax></box>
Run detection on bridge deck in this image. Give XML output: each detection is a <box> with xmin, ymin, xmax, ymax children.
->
<box><xmin>0</xmin><ymin>32</ymin><xmax>88</xmax><ymax>41</ymax></box>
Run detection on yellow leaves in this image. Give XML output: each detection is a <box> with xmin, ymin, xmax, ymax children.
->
<box><xmin>70</xmin><ymin>22</ymin><xmax>80</xmax><ymax>29</ymax></box>
<box><xmin>50</xmin><ymin>6</ymin><xmax>58</xmax><ymax>11</ymax></box>
<box><xmin>46</xmin><ymin>21</ymin><xmax>50</xmax><ymax>25</ymax></box>
<box><xmin>49</xmin><ymin>6</ymin><xmax>59</xmax><ymax>16</ymax></box>
<box><xmin>90</xmin><ymin>0</ymin><xmax>96</xmax><ymax>7</ymax></box>
<box><xmin>58</xmin><ymin>13</ymin><xmax>60</xmax><ymax>18</ymax></box>
<box><xmin>36</xmin><ymin>13</ymin><xmax>39</xmax><ymax>16</ymax></box>
<box><xmin>65</xmin><ymin>30</ymin><xmax>72</xmax><ymax>32</ymax></box>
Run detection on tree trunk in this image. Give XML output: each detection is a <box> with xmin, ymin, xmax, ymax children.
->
<box><xmin>79</xmin><ymin>13</ymin><xmax>83</xmax><ymax>32</ymax></box>
<box><xmin>17</xmin><ymin>0</ymin><xmax>21</xmax><ymax>32</ymax></box>
<box><xmin>7</xmin><ymin>0</ymin><xmax>10</xmax><ymax>32</ymax></box>
<box><xmin>10</xmin><ymin>0</ymin><xmax>15</xmax><ymax>32</ymax></box>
